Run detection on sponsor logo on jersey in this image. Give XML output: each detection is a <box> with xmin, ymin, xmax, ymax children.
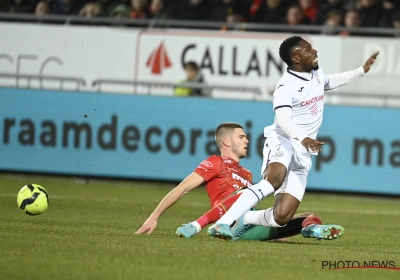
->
<box><xmin>301</xmin><ymin>95</ymin><xmax>324</xmax><ymax>107</ymax></box>
<box><xmin>232</xmin><ymin>173</ymin><xmax>252</xmax><ymax>187</ymax></box>
<box><xmin>276</xmin><ymin>151</ymin><xmax>284</xmax><ymax>158</ymax></box>
<box><xmin>200</xmin><ymin>160</ymin><xmax>213</xmax><ymax>168</ymax></box>
<box><xmin>298</xmin><ymin>87</ymin><xmax>304</xmax><ymax>92</ymax></box>
<box><xmin>310</xmin><ymin>104</ymin><xmax>318</xmax><ymax>116</ymax></box>
<box><xmin>222</xmin><ymin>156</ymin><xmax>232</xmax><ymax>164</ymax></box>
<box><xmin>228</xmin><ymin>168</ymin><xmax>239</xmax><ymax>173</ymax></box>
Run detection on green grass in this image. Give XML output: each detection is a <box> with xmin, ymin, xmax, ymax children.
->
<box><xmin>1</xmin><ymin>173</ymin><xmax>400</xmax><ymax>280</ymax></box>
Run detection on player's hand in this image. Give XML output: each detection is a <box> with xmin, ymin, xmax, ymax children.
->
<box><xmin>301</xmin><ymin>137</ymin><xmax>324</xmax><ymax>153</ymax></box>
<box><xmin>135</xmin><ymin>217</ymin><xmax>158</xmax><ymax>235</ymax></box>
<box><xmin>363</xmin><ymin>51</ymin><xmax>379</xmax><ymax>73</ymax></box>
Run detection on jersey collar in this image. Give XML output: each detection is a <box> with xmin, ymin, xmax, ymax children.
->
<box><xmin>287</xmin><ymin>68</ymin><xmax>313</xmax><ymax>81</ymax></box>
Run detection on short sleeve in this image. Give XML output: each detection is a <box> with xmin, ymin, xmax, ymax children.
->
<box><xmin>194</xmin><ymin>156</ymin><xmax>222</xmax><ymax>182</ymax></box>
<box><xmin>273</xmin><ymin>86</ymin><xmax>293</xmax><ymax>112</ymax></box>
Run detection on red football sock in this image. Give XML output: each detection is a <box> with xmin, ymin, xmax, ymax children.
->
<box><xmin>302</xmin><ymin>215</ymin><xmax>322</xmax><ymax>228</ymax></box>
<box><xmin>196</xmin><ymin>193</ymin><xmax>242</xmax><ymax>228</ymax></box>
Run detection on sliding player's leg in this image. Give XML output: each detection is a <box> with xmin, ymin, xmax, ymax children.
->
<box><xmin>238</xmin><ymin>212</ymin><xmax>321</xmax><ymax>241</ymax></box>
<box><xmin>237</xmin><ymin>182</ymin><xmax>344</xmax><ymax>241</ymax></box>
<box><xmin>176</xmin><ymin>192</ymin><xmax>242</xmax><ymax>238</ymax></box>
<box><xmin>208</xmin><ymin>136</ymin><xmax>292</xmax><ymax>239</ymax></box>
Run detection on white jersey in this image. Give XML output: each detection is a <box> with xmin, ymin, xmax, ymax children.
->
<box><xmin>264</xmin><ymin>67</ymin><xmax>329</xmax><ymax>143</ymax></box>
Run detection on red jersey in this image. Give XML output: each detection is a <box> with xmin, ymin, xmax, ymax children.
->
<box><xmin>194</xmin><ymin>155</ymin><xmax>253</xmax><ymax>207</ymax></box>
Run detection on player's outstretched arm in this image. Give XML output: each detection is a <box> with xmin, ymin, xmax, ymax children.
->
<box><xmin>363</xmin><ymin>51</ymin><xmax>379</xmax><ymax>73</ymax></box>
<box><xmin>325</xmin><ymin>50</ymin><xmax>380</xmax><ymax>91</ymax></box>
<box><xmin>135</xmin><ymin>172</ymin><xmax>205</xmax><ymax>235</ymax></box>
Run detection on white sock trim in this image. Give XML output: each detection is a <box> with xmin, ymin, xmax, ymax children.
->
<box><xmin>191</xmin><ymin>221</ymin><xmax>201</xmax><ymax>233</ymax></box>
<box><xmin>248</xmin><ymin>180</ymin><xmax>275</xmax><ymax>202</ymax></box>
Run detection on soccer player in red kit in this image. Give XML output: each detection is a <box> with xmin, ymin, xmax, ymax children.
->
<box><xmin>174</xmin><ymin>154</ymin><xmax>252</xmax><ymax>237</ymax></box>
<box><xmin>135</xmin><ymin>122</ymin><xmax>322</xmax><ymax>239</ymax></box>
<box><xmin>135</xmin><ymin>122</ymin><xmax>251</xmax><ymax>235</ymax></box>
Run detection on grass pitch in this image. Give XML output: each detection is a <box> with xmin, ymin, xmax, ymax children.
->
<box><xmin>1</xmin><ymin>173</ymin><xmax>400</xmax><ymax>280</ymax></box>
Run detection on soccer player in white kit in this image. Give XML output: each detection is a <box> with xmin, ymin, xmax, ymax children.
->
<box><xmin>208</xmin><ymin>36</ymin><xmax>379</xmax><ymax>241</ymax></box>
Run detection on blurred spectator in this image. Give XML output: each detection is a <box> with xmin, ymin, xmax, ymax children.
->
<box><xmin>79</xmin><ymin>2</ymin><xmax>102</xmax><ymax>17</ymax></box>
<box><xmin>174</xmin><ymin>61</ymin><xmax>210</xmax><ymax>97</ymax></box>
<box><xmin>298</xmin><ymin>0</ymin><xmax>318</xmax><ymax>23</ymax></box>
<box><xmin>356</xmin><ymin>0</ymin><xmax>383</xmax><ymax>27</ymax></box>
<box><xmin>250</xmin><ymin>0</ymin><xmax>290</xmax><ymax>24</ymax></box>
<box><xmin>248</xmin><ymin>0</ymin><xmax>263</xmax><ymax>21</ymax></box>
<box><xmin>320</xmin><ymin>9</ymin><xmax>342</xmax><ymax>35</ymax></box>
<box><xmin>52</xmin><ymin>0</ymin><xmax>84</xmax><ymax>15</ymax></box>
<box><xmin>220</xmin><ymin>6</ymin><xmax>246</xmax><ymax>30</ymax></box>
<box><xmin>286</xmin><ymin>5</ymin><xmax>310</xmax><ymax>25</ymax></box>
<box><xmin>97</xmin><ymin>0</ymin><xmax>123</xmax><ymax>16</ymax></box>
<box><xmin>340</xmin><ymin>9</ymin><xmax>361</xmax><ymax>36</ymax></box>
<box><xmin>381</xmin><ymin>0</ymin><xmax>400</xmax><ymax>27</ymax></box>
<box><xmin>211</xmin><ymin>0</ymin><xmax>246</xmax><ymax>22</ymax></box>
<box><xmin>35</xmin><ymin>1</ymin><xmax>50</xmax><ymax>15</ymax></box>
<box><xmin>109</xmin><ymin>3</ymin><xmax>130</xmax><ymax>18</ymax></box>
<box><xmin>178</xmin><ymin>0</ymin><xmax>213</xmax><ymax>21</ymax></box>
<box><xmin>148</xmin><ymin>0</ymin><xmax>176</xmax><ymax>19</ymax></box>
<box><xmin>315</xmin><ymin>0</ymin><xmax>346</xmax><ymax>25</ymax></box>
<box><xmin>341</xmin><ymin>0</ymin><xmax>357</xmax><ymax>10</ymax></box>
<box><xmin>383</xmin><ymin>0</ymin><xmax>400</xmax><ymax>10</ymax></box>
<box><xmin>392</xmin><ymin>11</ymin><xmax>400</xmax><ymax>37</ymax></box>
<box><xmin>130</xmin><ymin>0</ymin><xmax>148</xmax><ymax>19</ymax></box>
<box><xmin>226</xmin><ymin>7</ymin><xmax>244</xmax><ymax>23</ymax></box>
<box><xmin>6</xmin><ymin>0</ymin><xmax>36</xmax><ymax>13</ymax></box>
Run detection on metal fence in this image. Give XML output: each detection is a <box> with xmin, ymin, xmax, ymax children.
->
<box><xmin>1</xmin><ymin>72</ymin><xmax>400</xmax><ymax>107</ymax></box>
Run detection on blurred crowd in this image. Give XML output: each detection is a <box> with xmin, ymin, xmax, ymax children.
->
<box><xmin>1</xmin><ymin>0</ymin><xmax>400</xmax><ymax>35</ymax></box>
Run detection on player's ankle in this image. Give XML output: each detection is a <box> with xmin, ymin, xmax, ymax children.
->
<box><xmin>191</xmin><ymin>221</ymin><xmax>201</xmax><ymax>233</ymax></box>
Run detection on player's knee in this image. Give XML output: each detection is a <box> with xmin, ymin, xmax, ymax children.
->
<box><xmin>264</xmin><ymin>164</ymin><xmax>287</xmax><ymax>190</ymax></box>
<box><xmin>274</xmin><ymin>208</ymin><xmax>295</xmax><ymax>226</ymax></box>
<box><xmin>267</xmin><ymin>176</ymin><xmax>285</xmax><ymax>190</ymax></box>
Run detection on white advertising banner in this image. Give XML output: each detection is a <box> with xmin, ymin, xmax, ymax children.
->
<box><xmin>134</xmin><ymin>30</ymin><xmax>342</xmax><ymax>99</ymax></box>
<box><xmin>0</xmin><ymin>23</ymin><xmax>138</xmax><ymax>92</ymax></box>
<box><xmin>0</xmin><ymin>22</ymin><xmax>397</xmax><ymax>99</ymax></box>
<box><xmin>340</xmin><ymin>37</ymin><xmax>400</xmax><ymax>96</ymax></box>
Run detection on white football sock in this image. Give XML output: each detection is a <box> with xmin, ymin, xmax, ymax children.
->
<box><xmin>243</xmin><ymin>207</ymin><xmax>285</xmax><ymax>227</ymax></box>
<box><xmin>216</xmin><ymin>180</ymin><xmax>275</xmax><ymax>225</ymax></box>
<box><xmin>190</xmin><ymin>221</ymin><xmax>201</xmax><ymax>233</ymax></box>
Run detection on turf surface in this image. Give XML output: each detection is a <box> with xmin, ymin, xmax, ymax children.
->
<box><xmin>1</xmin><ymin>173</ymin><xmax>399</xmax><ymax>280</ymax></box>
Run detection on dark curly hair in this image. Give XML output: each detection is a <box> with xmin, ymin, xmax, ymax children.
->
<box><xmin>279</xmin><ymin>36</ymin><xmax>304</xmax><ymax>67</ymax></box>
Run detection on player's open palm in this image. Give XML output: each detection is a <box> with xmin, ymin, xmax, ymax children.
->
<box><xmin>301</xmin><ymin>137</ymin><xmax>324</xmax><ymax>153</ymax></box>
<box><xmin>135</xmin><ymin>217</ymin><xmax>158</xmax><ymax>234</ymax></box>
<box><xmin>363</xmin><ymin>51</ymin><xmax>379</xmax><ymax>73</ymax></box>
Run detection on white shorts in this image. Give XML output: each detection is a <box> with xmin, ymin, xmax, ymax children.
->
<box><xmin>261</xmin><ymin>135</ymin><xmax>312</xmax><ymax>202</ymax></box>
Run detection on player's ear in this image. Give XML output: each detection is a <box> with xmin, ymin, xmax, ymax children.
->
<box><xmin>292</xmin><ymin>54</ymin><xmax>300</xmax><ymax>65</ymax></box>
<box><xmin>222</xmin><ymin>137</ymin><xmax>230</xmax><ymax>147</ymax></box>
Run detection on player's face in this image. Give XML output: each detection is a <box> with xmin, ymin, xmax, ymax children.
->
<box><xmin>230</xmin><ymin>128</ymin><xmax>249</xmax><ymax>159</ymax></box>
<box><xmin>292</xmin><ymin>40</ymin><xmax>319</xmax><ymax>72</ymax></box>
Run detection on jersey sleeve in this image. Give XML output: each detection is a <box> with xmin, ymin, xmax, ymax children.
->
<box><xmin>272</xmin><ymin>85</ymin><xmax>293</xmax><ymax>111</ymax></box>
<box><xmin>320</xmin><ymin>67</ymin><xmax>329</xmax><ymax>86</ymax></box>
<box><xmin>194</xmin><ymin>156</ymin><xmax>222</xmax><ymax>182</ymax></box>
